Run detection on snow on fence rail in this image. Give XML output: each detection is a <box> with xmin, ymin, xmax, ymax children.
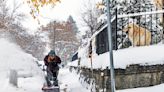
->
<box><xmin>117</xmin><ymin>10</ymin><xmax>164</xmax><ymax>18</ymax></box>
<box><xmin>107</xmin><ymin>10</ymin><xmax>164</xmax><ymax>22</ymax></box>
<box><xmin>96</xmin><ymin>9</ymin><xmax>164</xmax><ymax>52</ymax></box>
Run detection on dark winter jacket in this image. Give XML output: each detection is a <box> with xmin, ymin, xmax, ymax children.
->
<box><xmin>44</xmin><ymin>55</ymin><xmax>61</xmax><ymax>73</ymax></box>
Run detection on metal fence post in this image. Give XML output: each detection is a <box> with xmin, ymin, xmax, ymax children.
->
<box><xmin>162</xmin><ymin>1</ymin><xmax>164</xmax><ymax>44</ymax></box>
<box><xmin>115</xmin><ymin>8</ymin><xmax>118</xmax><ymax>50</ymax></box>
<box><xmin>105</xmin><ymin>0</ymin><xmax>116</xmax><ymax>92</ymax></box>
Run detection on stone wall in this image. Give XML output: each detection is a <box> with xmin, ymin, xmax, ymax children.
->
<box><xmin>70</xmin><ymin>64</ymin><xmax>164</xmax><ymax>92</ymax></box>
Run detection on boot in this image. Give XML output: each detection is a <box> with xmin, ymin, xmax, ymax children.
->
<box><xmin>53</xmin><ymin>77</ymin><xmax>58</xmax><ymax>86</ymax></box>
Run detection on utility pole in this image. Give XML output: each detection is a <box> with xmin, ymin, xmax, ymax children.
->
<box><xmin>105</xmin><ymin>0</ymin><xmax>116</xmax><ymax>92</ymax></box>
<box><xmin>41</xmin><ymin>16</ymin><xmax>56</xmax><ymax>51</ymax></box>
<box><xmin>50</xmin><ymin>21</ymin><xmax>56</xmax><ymax>50</ymax></box>
<box><xmin>53</xmin><ymin>21</ymin><xmax>56</xmax><ymax>50</ymax></box>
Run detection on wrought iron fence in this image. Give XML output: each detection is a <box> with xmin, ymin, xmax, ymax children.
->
<box><xmin>96</xmin><ymin>9</ymin><xmax>164</xmax><ymax>55</ymax></box>
<box><xmin>114</xmin><ymin>9</ymin><xmax>164</xmax><ymax>50</ymax></box>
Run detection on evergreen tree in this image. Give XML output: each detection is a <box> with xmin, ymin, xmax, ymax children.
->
<box><xmin>98</xmin><ymin>0</ymin><xmax>163</xmax><ymax>48</ymax></box>
<box><xmin>67</xmin><ymin>15</ymin><xmax>79</xmax><ymax>34</ymax></box>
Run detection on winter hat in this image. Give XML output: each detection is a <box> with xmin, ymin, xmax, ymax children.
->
<box><xmin>48</xmin><ymin>50</ymin><xmax>56</xmax><ymax>56</ymax></box>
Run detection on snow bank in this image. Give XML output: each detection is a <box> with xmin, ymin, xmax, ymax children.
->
<box><xmin>0</xmin><ymin>38</ymin><xmax>40</xmax><ymax>74</ymax></box>
<box><xmin>0</xmin><ymin>38</ymin><xmax>44</xmax><ymax>92</ymax></box>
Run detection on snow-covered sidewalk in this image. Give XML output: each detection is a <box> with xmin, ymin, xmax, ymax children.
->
<box><xmin>58</xmin><ymin>68</ymin><xmax>90</xmax><ymax>92</ymax></box>
<box><xmin>117</xmin><ymin>83</ymin><xmax>164</xmax><ymax>92</ymax></box>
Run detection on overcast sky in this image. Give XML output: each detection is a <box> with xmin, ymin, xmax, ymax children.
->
<box><xmin>12</xmin><ymin>0</ymin><xmax>84</xmax><ymax>31</ymax></box>
<box><xmin>7</xmin><ymin>0</ymin><xmax>99</xmax><ymax>35</ymax></box>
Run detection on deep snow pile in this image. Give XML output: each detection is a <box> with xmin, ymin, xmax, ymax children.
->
<box><xmin>0</xmin><ymin>38</ymin><xmax>44</xmax><ymax>92</ymax></box>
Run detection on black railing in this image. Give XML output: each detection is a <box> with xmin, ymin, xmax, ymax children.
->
<box><xmin>96</xmin><ymin>9</ymin><xmax>164</xmax><ymax>55</ymax></box>
<box><xmin>115</xmin><ymin>10</ymin><xmax>164</xmax><ymax>49</ymax></box>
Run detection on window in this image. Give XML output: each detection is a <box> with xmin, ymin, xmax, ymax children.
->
<box><xmin>96</xmin><ymin>27</ymin><xmax>109</xmax><ymax>55</ymax></box>
<box><xmin>71</xmin><ymin>52</ymin><xmax>78</xmax><ymax>61</ymax></box>
<box><xmin>96</xmin><ymin>25</ymin><xmax>117</xmax><ymax>55</ymax></box>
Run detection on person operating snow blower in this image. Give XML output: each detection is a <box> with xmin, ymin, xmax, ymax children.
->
<box><xmin>43</xmin><ymin>50</ymin><xmax>61</xmax><ymax>88</ymax></box>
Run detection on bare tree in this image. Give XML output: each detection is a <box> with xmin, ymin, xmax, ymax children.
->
<box><xmin>80</xmin><ymin>0</ymin><xmax>100</xmax><ymax>37</ymax></box>
<box><xmin>10</xmin><ymin>0</ymin><xmax>26</xmax><ymax>22</ymax></box>
<box><xmin>40</xmin><ymin>20</ymin><xmax>79</xmax><ymax>64</ymax></box>
<box><xmin>0</xmin><ymin>0</ymin><xmax>46</xmax><ymax>60</ymax></box>
<box><xmin>0</xmin><ymin>0</ymin><xmax>25</xmax><ymax>29</ymax></box>
<box><xmin>0</xmin><ymin>0</ymin><xmax>9</xmax><ymax>28</ymax></box>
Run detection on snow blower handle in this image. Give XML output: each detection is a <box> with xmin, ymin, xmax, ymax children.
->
<box><xmin>42</xmin><ymin>65</ymin><xmax>46</xmax><ymax>71</ymax></box>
